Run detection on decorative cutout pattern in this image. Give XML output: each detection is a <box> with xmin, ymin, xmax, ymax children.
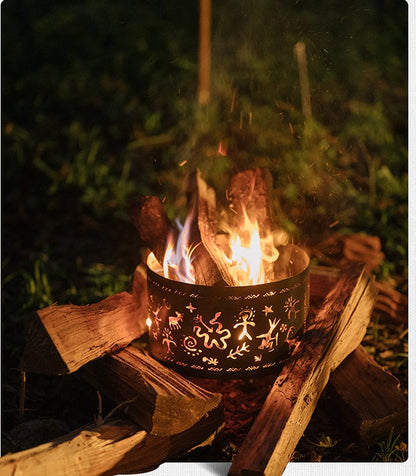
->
<box><xmin>146</xmin><ymin>245</ymin><xmax>309</xmax><ymax>378</ymax></box>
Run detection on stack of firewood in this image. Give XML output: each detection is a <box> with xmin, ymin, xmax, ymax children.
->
<box><xmin>0</xmin><ymin>169</ymin><xmax>407</xmax><ymax>476</ymax></box>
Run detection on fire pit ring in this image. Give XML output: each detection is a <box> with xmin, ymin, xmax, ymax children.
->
<box><xmin>146</xmin><ymin>244</ymin><xmax>310</xmax><ymax>379</ymax></box>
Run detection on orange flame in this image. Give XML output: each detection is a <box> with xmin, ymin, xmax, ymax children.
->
<box><xmin>162</xmin><ymin>213</ymin><xmax>198</xmax><ymax>284</ymax></box>
<box><xmin>149</xmin><ymin>190</ymin><xmax>287</xmax><ymax>286</ymax></box>
<box><xmin>218</xmin><ymin>207</ymin><xmax>281</xmax><ymax>286</ymax></box>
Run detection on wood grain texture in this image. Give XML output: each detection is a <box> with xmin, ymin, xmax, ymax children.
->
<box><xmin>0</xmin><ymin>409</ymin><xmax>223</xmax><ymax>476</ymax></box>
<box><xmin>20</xmin><ymin>265</ymin><xmax>148</xmax><ymax>375</ymax></box>
<box><xmin>229</xmin><ymin>263</ymin><xmax>377</xmax><ymax>476</ymax></box>
<box><xmin>81</xmin><ymin>346</ymin><xmax>223</xmax><ymax>437</ymax></box>
<box><xmin>128</xmin><ymin>195</ymin><xmax>176</xmax><ymax>265</ymax></box>
<box><xmin>328</xmin><ymin>344</ymin><xmax>407</xmax><ymax>442</ymax></box>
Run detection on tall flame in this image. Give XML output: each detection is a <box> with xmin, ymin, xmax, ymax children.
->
<box><xmin>162</xmin><ymin>214</ymin><xmax>198</xmax><ymax>284</ymax></box>
<box><xmin>149</xmin><ymin>189</ymin><xmax>287</xmax><ymax>286</ymax></box>
<box><xmin>218</xmin><ymin>207</ymin><xmax>281</xmax><ymax>286</ymax></box>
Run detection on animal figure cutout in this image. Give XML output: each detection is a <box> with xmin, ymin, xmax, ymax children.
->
<box><xmin>168</xmin><ymin>311</ymin><xmax>183</xmax><ymax>329</ymax></box>
<box><xmin>256</xmin><ymin>318</ymin><xmax>281</xmax><ymax>351</ymax></box>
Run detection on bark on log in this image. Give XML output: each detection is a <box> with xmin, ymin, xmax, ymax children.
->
<box><xmin>227</xmin><ymin>168</ymin><xmax>279</xmax><ymax>282</ymax></box>
<box><xmin>310</xmin><ymin>265</ymin><xmax>407</xmax><ymax>441</ymax></box>
<box><xmin>227</xmin><ymin>168</ymin><xmax>275</xmax><ymax>236</ymax></box>
<box><xmin>128</xmin><ymin>196</ymin><xmax>177</xmax><ymax>265</ymax></box>
<box><xmin>229</xmin><ymin>263</ymin><xmax>377</xmax><ymax>476</ymax></box>
<box><xmin>328</xmin><ymin>344</ymin><xmax>407</xmax><ymax>442</ymax></box>
<box><xmin>0</xmin><ymin>410</ymin><xmax>223</xmax><ymax>476</ymax></box>
<box><xmin>19</xmin><ymin>266</ymin><xmax>148</xmax><ymax>375</ymax></box>
<box><xmin>310</xmin><ymin>265</ymin><xmax>408</xmax><ymax>323</ymax></box>
<box><xmin>81</xmin><ymin>346</ymin><xmax>222</xmax><ymax>437</ymax></box>
<box><xmin>309</xmin><ymin>265</ymin><xmax>340</xmax><ymax>300</ymax></box>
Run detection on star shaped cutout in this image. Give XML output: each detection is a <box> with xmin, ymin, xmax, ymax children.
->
<box><xmin>262</xmin><ymin>305</ymin><xmax>273</xmax><ymax>316</ymax></box>
<box><xmin>186</xmin><ymin>302</ymin><xmax>196</xmax><ymax>313</ymax></box>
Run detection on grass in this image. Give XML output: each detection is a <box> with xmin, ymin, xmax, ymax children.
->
<box><xmin>372</xmin><ymin>430</ymin><xmax>408</xmax><ymax>462</ymax></box>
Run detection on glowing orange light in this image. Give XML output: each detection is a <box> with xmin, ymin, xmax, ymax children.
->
<box><xmin>219</xmin><ymin>208</ymin><xmax>281</xmax><ymax>286</ymax></box>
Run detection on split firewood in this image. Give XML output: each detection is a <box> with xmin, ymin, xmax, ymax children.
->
<box><xmin>0</xmin><ymin>410</ymin><xmax>223</xmax><ymax>476</ymax></box>
<box><xmin>183</xmin><ymin>172</ymin><xmax>225</xmax><ymax>285</ymax></box>
<box><xmin>374</xmin><ymin>281</ymin><xmax>408</xmax><ymax>323</ymax></box>
<box><xmin>309</xmin><ymin>265</ymin><xmax>341</xmax><ymax>300</ymax></box>
<box><xmin>310</xmin><ymin>265</ymin><xmax>407</xmax><ymax>440</ymax></box>
<box><xmin>343</xmin><ymin>233</ymin><xmax>385</xmax><ymax>271</ymax></box>
<box><xmin>310</xmin><ymin>265</ymin><xmax>408</xmax><ymax>323</ymax></box>
<box><xmin>195</xmin><ymin>170</ymin><xmax>236</xmax><ymax>285</ymax></box>
<box><xmin>229</xmin><ymin>263</ymin><xmax>377</xmax><ymax>476</ymax></box>
<box><xmin>227</xmin><ymin>168</ymin><xmax>280</xmax><ymax>282</ymax></box>
<box><xmin>19</xmin><ymin>265</ymin><xmax>148</xmax><ymax>375</ymax></box>
<box><xmin>128</xmin><ymin>195</ymin><xmax>177</xmax><ymax>265</ymax></box>
<box><xmin>328</xmin><ymin>344</ymin><xmax>407</xmax><ymax>442</ymax></box>
<box><xmin>81</xmin><ymin>346</ymin><xmax>222</xmax><ymax>437</ymax></box>
<box><xmin>227</xmin><ymin>168</ymin><xmax>275</xmax><ymax>235</ymax></box>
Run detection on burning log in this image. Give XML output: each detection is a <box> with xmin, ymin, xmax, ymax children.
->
<box><xmin>195</xmin><ymin>170</ymin><xmax>237</xmax><ymax>285</ymax></box>
<box><xmin>178</xmin><ymin>171</ymin><xmax>225</xmax><ymax>286</ymax></box>
<box><xmin>81</xmin><ymin>346</ymin><xmax>222</xmax><ymax>437</ymax></box>
<box><xmin>227</xmin><ymin>168</ymin><xmax>275</xmax><ymax>236</ymax></box>
<box><xmin>227</xmin><ymin>168</ymin><xmax>279</xmax><ymax>283</ymax></box>
<box><xmin>229</xmin><ymin>263</ymin><xmax>377</xmax><ymax>476</ymax></box>
<box><xmin>0</xmin><ymin>410</ymin><xmax>223</xmax><ymax>476</ymax></box>
<box><xmin>328</xmin><ymin>344</ymin><xmax>407</xmax><ymax>442</ymax></box>
<box><xmin>128</xmin><ymin>196</ymin><xmax>177</xmax><ymax>265</ymax></box>
<box><xmin>20</xmin><ymin>265</ymin><xmax>148</xmax><ymax>375</ymax></box>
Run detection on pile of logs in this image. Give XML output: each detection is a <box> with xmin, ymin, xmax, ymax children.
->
<box><xmin>0</xmin><ymin>169</ymin><xmax>407</xmax><ymax>476</ymax></box>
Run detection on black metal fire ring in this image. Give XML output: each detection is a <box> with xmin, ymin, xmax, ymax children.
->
<box><xmin>146</xmin><ymin>243</ymin><xmax>310</xmax><ymax>379</ymax></box>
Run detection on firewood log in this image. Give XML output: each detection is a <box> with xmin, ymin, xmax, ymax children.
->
<box><xmin>128</xmin><ymin>195</ymin><xmax>177</xmax><ymax>265</ymax></box>
<box><xmin>310</xmin><ymin>266</ymin><xmax>407</xmax><ymax>441</ymax></box>
<box><xmin>19</xmin><ymin>266</ymin><xmax>148</xmax><ymax>375</ymax></box>
<box><xmin>180</xmin><ymin>172</ymin><xmax>225</xmax><ymax>285</ymax></box>
<box><xmin>195</xmin><ymin>170</ymin><xmax>236</xmax><ymax>285</ymax></box>
<box><xmin>0</xmin><ymin>410</ymin><xmax>223</xmax><ymax>476</ymax></box>
<box><xmin>229</xmin><ymin>263</ymin><xmax>377</xmax><ymax>476</ymax></box>
<box><xmin>81</xmin><ymin>346</ymin><xmax>222</xmax><ymax>437</ymax></box>
<box><xmin>328</xmin><ymin>344</ymin><xmax>407</xmax><ymax>442</ymax></box>
<box><xmin>227</xmin><ymin>168</ymin><xmax>275</xmax><ymax>236</ymax></box>
<box><xmin>310</xmin><ymin>265</ymin><xmax>408</xmax><ymax>323</ymax></box>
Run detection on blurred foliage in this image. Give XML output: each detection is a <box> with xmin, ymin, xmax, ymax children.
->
<box><xmin>2</xmin><ymin>0</ymin><xmax>407</xmax><ymax>370</ymax></box>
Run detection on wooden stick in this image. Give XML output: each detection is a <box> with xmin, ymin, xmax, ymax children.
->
<box><xmin>229</xmin><ymin>263</ymin><xmax>377</xmax><ymax>476</ymax></box>
<box><xmin>294</xmin><ymin>41</ymin><xmax>312</xmax><ymax>120</ymax></box>
<box><xmin>19</xmin><ymin>265</ymin><xmax>148</xmax><ymax>375</ymax></box>
<box><xmin>81</xmin><ymin>346</ymin><xmax>222</xmax><ymax>437</ymax></box>
<box><xmin>310</xmin><ymin>265</ymin><xmax>407</xmax><ymax>440</ymax></box>
<box><xmin>310</xmin><ymin>264</ymin><xmax>408</xmax><ymax>323</ymax></box>
<box><xmin>0</xmin><ymin>410</ymin><xmax>223</xmax><ymax>476</ymax></box>
<box><xmin>198</xmin><ymin>0</ymin><xmax>211</xmax><ymax>106</ymax></box>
